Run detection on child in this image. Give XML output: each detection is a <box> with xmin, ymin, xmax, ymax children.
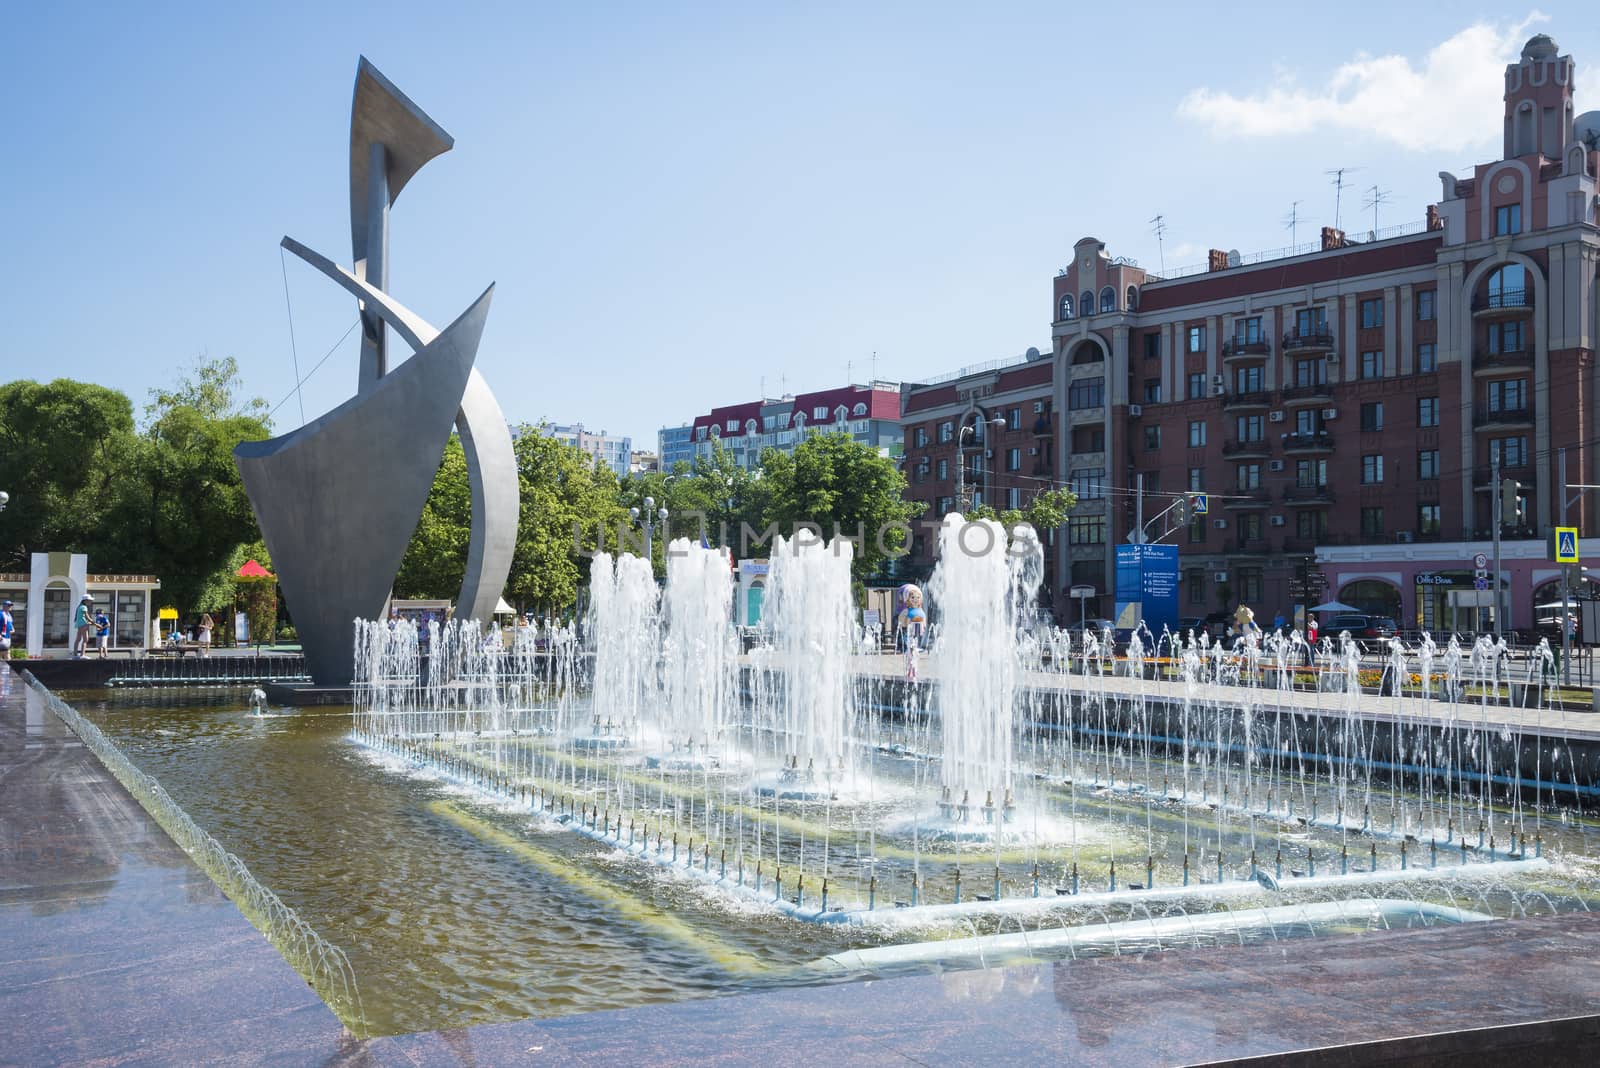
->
<box><xmin>94</xmin><ymin>608</ymin><xmax>111</xmax><ymax>658</ymax></box>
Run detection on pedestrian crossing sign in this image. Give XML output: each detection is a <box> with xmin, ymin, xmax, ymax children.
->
<box><xmin>1554</xmin><ymin>526</ymin><xmax>1579</xmax><ymax>564</ymax></box>
<box><xmin>1190</xmin><ymin>493</ymin><xmax>1209</xmax><ymax>516</ymax></box>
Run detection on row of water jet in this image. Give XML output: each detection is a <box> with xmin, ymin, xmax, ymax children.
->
<box><xmin>656</xmin><ymin>539</ymin><xmax>740</xmax><ymax>764</ymax></box>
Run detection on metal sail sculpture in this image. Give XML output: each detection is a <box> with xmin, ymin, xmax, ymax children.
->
<box><xmin>235</xmin><ymin>58</ymin><xmax>518</xmax><ymax>686</ymax></box>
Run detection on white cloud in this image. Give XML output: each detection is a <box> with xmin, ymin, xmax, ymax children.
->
<box><xmin>1177</xmin><ymin>14</ymin><xmax>1551</xmax><ymax>151</ymax></box>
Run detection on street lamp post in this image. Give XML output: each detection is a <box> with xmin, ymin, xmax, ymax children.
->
<box><xmin>956</xmin><ymin>416</ymin><xmax>1007</xmax><ymax>512</ymax></box>
<box><xmin>629</xmin><ymin>495</ymin><xmax>670</xmax><ymax>563</ymax></box>
<box><xmin>0</xmin><ymin>490</ymin><xmax>9</xmax><ymax>513</ymax></box>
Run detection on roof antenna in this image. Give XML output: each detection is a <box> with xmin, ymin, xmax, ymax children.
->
<box><xmin>1361</xmin><ymin>185</ymin><xmax>1392</xmax><ymax>235</ymax></box>
<box><xmin>1283</xmin><ymin>201</ymin><xmax>1301</xmax><ymax>247</ymax></box>
<box><xmin>1149</xmin><ymin>214</ymin><xmax>1168</xmax><ymax>273</ymax></box>
<box><xmin>1326</xmin><ymin>166</ymin><xmax>1362</xmax><ymax>232</ymax></box>
<box><xmin>871</xmin><ymin>350</ymin><xmax>877</xmax><ymax>384</ymax></box>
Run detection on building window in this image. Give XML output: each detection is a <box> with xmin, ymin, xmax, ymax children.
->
<box><xmin>1294</xmin><ymin>408</ymin><xmax>1319</xmax><ymax>436</ymax></box>
<box><xmin>1059</xmin><ymin>294</ymin><xmax>1074</xmax><ymax>320</ymax></box>
<box><xmin>1143</xmin><ymin>379</ymin><xmax>1162</xmax><ymax>404</ymax></box>
<box><xmin>1296</xmin><ymin>458</ymin><xmax>1327</xmax><ymax>487</ymax></box>
<box><xmin>1188</xmin><ymin>325</ymin><xmax>1206</xmax><ymax>354</ymax></box>
<box><xmin>1416</xmin><ymin>289</ymin><xmax>1435</xmax><ymax>321</ymax></box>
<box><xmin>1235</xmin><ymin>316</ymin><xmax>1263</xmax><ymax>344</ymax></box>
<box><xmin>1295</xmin><ymin>358</ymin><xmax>1326</xmax><ymax>387</ymax></box>
<box><xmin>1239</xmin><ymin>513</ymin><xmax>1262</xmax><ymax>542</ymax></box>
<box><xmin>1127</xmin><ymin>286</ymin><xmax>1139</xmax><ymax>311</ymax></box>
<box><xmin>1417</xmin><ymin>343</ymin><xmax>1437</xmax><ymax>373</ymax></box>
<box><xmin>936</xmin><ymin>496</ymin><xmax>953</xmax><ymax>514</ymax></box>
<box><xmin>937</xmin><ymin>458</ymin><xmax>948</xmax><ymax>480</ymax></box>
<box><xmin>1418</xmin><ymin>450</ymin><xmax>1439</xmax><ymax>480</ymax></box>
<box><xmin>1068</xmin><ymin>378</ymin><xmax>1105</xmax><ymax>410</ymax></box>
<box><xmin>1236</xmin><ymin>414</ymin><xmax>1264</xmax><ymax>442</ymax></box>
<box><xmin>1188</xmin><ymin>372</ymin><xmax>1206</xmax><ymax>399</ymax></box>
<box><xmin>1007</xmin><ymin>407</ymin><xmax>1022</xmax><ymax>429</ymax></box>
<box><xmin>1144</xmin><ymin>425</ymin><xmax>1161</xmax><ymax>450</ymax></box>
<box><xmin>1417</xmin><ymin>397</ymin><xmax>1439</xmax><ymax>428</ymax></box>
<box><xmin>1487</xmin><ymin>263</ymin><xmax>1525</xmax><ymax>307</ymax></box>
<box><xmin>1418</xmin><ymin>504</ymin><xmax>1441</xmax><ymax>535</ymax></box>
<box><xmin>1361</xmin><ymin>454</ymin><xmax>1384</xmax><ymax>484</ymax></box>
<box><xmin>1008</xmin><ymin>487</ymin><xmax>1022</xmax><ymax>510</ymax></box>
<box><xmin>813</xmin><ymin>407</ymin><xmax>828</xmax><ymax>420</ymax></box>
<box><xmin>1099</xmin><ymin>286</ymin><xmax>1115</xmax><ymax>313</ymax></box>
<box><xmin>1072</xmin><ymin>467</ymin><xmax>1105</xmax><ymax>499</ymax></box>
<box><xmin>1487</xmin><ymin>320</ymin><xmax>1524</xmax><ymax>353</ymax></box>
<box><xmin>1486</xmin><ymin>378</ymin><xmax>1527</xmax><ymax>412</ymax></box>
<box><xmin>1237</xmin><ymin>463</ymin><xmax>1261</xmax><ymax>490</ymax></box>
<box><xmin>1143</xmin><ymin>332</ymin><xmax>1161</xmax><ymax>359</ymax></box>
<box><xmin>1495</xmin><ymin>203</ymin><xmax>1522</xmax><ymax>236</ymax></box>
<box><xmin>1296</xmin><ymin>307</ymin><xmax>1327</xmax><ymax>334</ymax></box>
<box><xmin>1360</xmin><ymin>350</ymin><xmax>1382</xmax><ymax>379</ymax></box>
<box><xmin>1081</xmin><ymin>291</ymin><xmax>1094</xmax><ymax>317</ymax></box>
<box><xmin>1297</xmin><ymin>510</ymin><xmax>1328</xmax><ymax>540</ymax></box>
<box><xmin>1006</xmin><ymin>447</ymin><xmax>1021</xmax><ymax>471</ymax></box>
<box><xmin>1187</xmin><ymin>568</ymin><xmax>1206</xmax><ymax>605</ymax></box>
<box><xmin>1068</xmin><ymin>514</ymin><xmax>1106</xmax><ymax>545</ymax></box>
<box><xmin>1188</xmin><ymin>516</ymin><xmax>1206</xmax><ymax>544</ymax></box>
<box><xmin>1234</xmin><ymin>366</ymin><xmax>1262</xmax><ymax>394</ymax></box>
<box><xmin>914</xmin><ymin>427</ymin><xmax>927</xmax><ymax>447</ymax></box>
<box><xmin>1188</xmin><ymin>420</ymin><xmax>1207</xmax><ymax>447</ymax></box>
<box><xmin>1360</xmin><ymin>507</ymin><xmax>1385</xmax><ymax>538</ymax></box>
<box><xmin>1073</xmin><ymin>425</ymin><xmax>1104</xmax><ymax>452</ymax></box>
<box><xmin>1360</xmin><ymin>402</ymin><xmax>1384</xmax><ymax>432</ymax></box>
<box><xmin>1188</xmin><ymin>467</ymin><xmax>1204</xmax><ymax>491</ymax></box>
<box><xmin>852</xmin><ymin>402</ymin><xmax>867</xmax><ymax>417</ymax></box>
<box><xmin>939</xmin><ymin>421</ymin><xmax>953</xmax><ymax>442</ymax></box>
<box><xmin>1360</xmin><ymin>298</ymin><xmax>1384</xmax><ymax>329</ymax></box>
<box><xmin>1239</xmin><ymin>568</ymin><xmax>1263</xmax><ymax>603</ymax></box>
<box><xmin>1490</xmin><ymin>436</ymin><xmax>1528</xmax><ymax>467</ymax></box>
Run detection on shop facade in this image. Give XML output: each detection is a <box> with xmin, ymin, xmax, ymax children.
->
<box><xmin>0</xmin><ymin>552</ymin><xmax>161</xmax><ymax>658</ymax></box>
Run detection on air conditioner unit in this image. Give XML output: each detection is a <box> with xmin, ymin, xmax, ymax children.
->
<box><xmin>1211</xmin><ymin>374</ymin><xmax>1225</xmax><ymax>386</ymax></box>
<box><xmin>1033</xmin><ymin>401</ymin><xmax>1045</xmax><ymax>414</ymax></box>
<box><xmin>984</xmin><ymin>449</ymin><xmax>994</xmax><ymax>458</ymax></box>
<box><xmin>1129</xmin><ymin>404</ymin><xmax>1143</xmax><ymax>417</ymax></box>
<box><xmin>1212</xmin><ymin>385</ymin><xmax>1227</xmax><ymax>397</ymax></box>
<box><xmin>1269</xmin><ymin>411</ymin><xmax>1285</xmax><ymax>423</ymax></box>
<box><xmin>1213</xmin><ymin>518</ymin><xmax>1229</xmax><ymax>530</ymax></box>
<box><xmin>1028</xmin><ymin>446</ymin><xmax>1039</xmax><ymax>456</ymax></box>
<box><xmin>1396</xmin><ymin>531</ymin><xmax>1415</xmax><ymax>543</ymax></box>
<box><xmin>1269</xmin><ymin>515</ymin><xmax>1286</xmax><ymax>527</ymax></box>
<box><xmin>1268</xmin><ymin>459</ymin><xmax>1286</xmax><ymax>472</ymax></box>
<box><xmin>1214</xmin><ymin>571</ymin><xmax>1230</xmax><ymax>582</ymax></box>
<box><xmin>1323</xmin><ymin>408</ymin><xmax>1339</xmax><ymax>420</ymax></box>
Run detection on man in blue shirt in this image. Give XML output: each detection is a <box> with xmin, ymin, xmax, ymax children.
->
<box><xmin>0</xmin><ymin>599</ymin><xmax>15</xmax><ymax>656</ymax></box>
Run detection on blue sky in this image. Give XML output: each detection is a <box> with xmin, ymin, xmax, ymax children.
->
<box><xmin>2</xmin><ymin>3</ymin><xmax>1595</xmax><ymax>448</ymax></box>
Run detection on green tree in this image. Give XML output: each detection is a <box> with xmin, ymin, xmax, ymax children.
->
<box><xmin>0</xmin><ymin>379</ymin><xmax>139</xmax><ymax>571</ymax></box>
<box><xmin>757</xmin><ymin>431</ymin><xmax>921</xmax><ymax>583</ymax></box>
<box><xmin>507</xmin><ymin>426</ymin><xmax>629</xmax><ymax>614</ymax></box>
<box><xmin>619</xmin><ymin>441</ymin><xmax>762</xmax><ymax>576</ymax></box>
<box><xmin>394</xmin><ymin>436</ymin><xmax>472</xmax><ymax>599</ymax></box>
<box><xmin>965</xmin><ymin>486</ymin><xmax>1077</xmax><ymax>533</ymax></box>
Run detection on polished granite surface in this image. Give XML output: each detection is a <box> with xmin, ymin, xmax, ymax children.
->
<box><xmin>4</xmin><ymin>663</ymin><xmax>1599</xmax><ymax>1066</ymax></box>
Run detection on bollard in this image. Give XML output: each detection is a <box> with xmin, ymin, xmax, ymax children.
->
<box><xmin>672</xmin><ymin>834</ymin><xmax>679</xmax><ymax>864</ymax></box>
<box><xmin>1369</xmin><ymin>842</ymin><xmax>1377</xmax><ymax>873</ymax></box>
<box><xmin>775</xmin><ymin>868</ymin><xmax>782</xmax><ymax>903</ymax></box>
<box><xmin>1308</xmin><ymin>848</ymin><xmax>1316</xmax><ymax>878</ymax></box>
<box><xmin>1109</xmin><ymin>859</ymin><xmax>1116</xmax><ymax>893</ymax></box>
<box><xmin>1147</xmin><ymin>854</ymin><xmax>1155</xmax><ymax>890</ymax></box>
<box><xmin>1182</xmin><ymin>851</ymin><xmax>1190</xmax><ymax>887</ymax></box>
<box><xmin>869</xmin><ymin>874</ymin><xmax>877</xmax><ymax>910</ymax></box>
<box><xmin>820</xmin><ymin>878</ymin><xmax>828</xmax><ymax>912</ymax></box>
<box><xmin>1341</xmin><ymin>844</ymin><xmax>1348</xmax><ymax>876</ymax></box>
<box><xmin>1430</xmin><ymin>838</ymin><xmax>1437</xmax><ymax>868</ymax></box>
<box><xmin>954</xmin><ymin>868</ymin><xmax>962</xmax><ymax>905</ymax></box>
<box><xmin>1032</xmin><ymin>862</ymin><xmax>1041</xmax><ymax>898</ymax></box>
<box><xmin>1249</xmin><ymin>849</ymin><xmax>1258</xmax><ymax>879</ymax></box>
<box><xmin>994</xmin><ymin>865</ymin><xmax>1002</xmax><ymax>902</ymax></box>
<box><xmin>755</xmin><ymin>860</ymin><xmax>762</xmax><ymax>893</ymax></box>
<box><xmin>1400</xmin><ymin>839</ymin><xmax>1408</xmax><ymax>870</ymax></box>
<box><xmin>1216</xmin><ymin>851</ymin><xmax>1224</xmax><ymax>884</ymax></box>
<box><xmin>912</xmin><ymin>872</ymin><xmax>921</xmax><ymax>908</ymax></box>
<box><xmin>1275</xmin><ymin>848</ymin><xmax>1282</xmax><ymax>882</ymax></box>
<box><xmin>720</xmin><ymin>848</ymin><xmax>726</xmax><ymax>880</ymax></box>
<box><xmin>1071</xmin><ymin>863</ymin><xmax>1079</xmax><ymax>896</ymax></box>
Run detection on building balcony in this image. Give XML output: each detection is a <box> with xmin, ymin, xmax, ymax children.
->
<box><xmin>1282</xmin><ymin>484</ymin><xmax>1335</xmax><ymax>504</ymax></box>
<box><xmin>1280</xmin><ymin>431</ymin><xmax>1335</xmax><ymax>454</ymax></box>
<box><xmin>1471</xmin><ymin>288</ymin><xmax>1533</xmax><ymax>319</ymax></box>
<box><xmin>1473</xmin><ymin>349</ymin><xmax>1534</xmax><ymax>375</ymax></box>
<box><xmin>1230</xmin><ymin>537</ymin><xmax>1272</xmax><ymax>555</ymax></box>
<box><xmin>1221</xmin><ymin>438</ymin><xmax>1271</xmax><ymax>458</ymax></box>
<box><xmin>1222</xmin><ymin>390</ymin><xmax>1273</xmax><ymax>412</ymax></box>
<box><xmin>1282</xmin><ymin>330</ymin><xmax>1336</xmax><ymax>355</ymax></box>
<box><xmin>1280</xmin><ymin>536</ymin><xmax>1322</xmax><ymax>554</ymax></box>
<box><xmin>1473</xmin><ymin>404</ymin><xmax>1535</xmax><ymax>430</ymax></box>
<box><xmin>1279</xmin><ymin>382</ymin><xmax>1334</xmax><ymax>406</ymax></box>
<box><xmin>1033</xmin><ymin>417</ymin><xmax>1054</xmax><ymax>436</ymax></box>
<box><xmin>1222</xmin><ymin>338</ymin><xmax>1271</xmax><ymax>361</ymax></box>
<box><xmin>1223</xmin><ymin>489</ymin><xmax>1273</xmax><ymax>509</ymax></box>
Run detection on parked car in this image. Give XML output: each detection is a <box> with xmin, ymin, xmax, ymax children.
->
<box><xmin>1326</xmin><ymin>613</ymin><xmax>1398</xmax><ymax>651</ymax></box>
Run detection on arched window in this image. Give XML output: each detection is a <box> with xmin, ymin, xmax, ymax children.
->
<box><xmin>793</xmin><ymin>411</ymin><xmax>806</xmax><ymax>429</ymax></box>
<box><xmin>1081</xmin><ymin>291</ymin><xmax>1094</xmax><ymax>317</ymax></box>
<box><xmin>834</xmin><ymin>405</ymin><xmax>848</xmax><ymax>423</ymax></box>
<box><xmin>1059</xmin><ymin>294</ymin><xmax>1074</xmax><ymax>320</ymax></box>
<box><xmin>744</xmin><ymin>418</ymin><xmax>757</xmax><ymax>436</ymax></box>
<box><xmin>852</xmin><ymin>402</ymin><xmax>867</xmax><ymax>416</ymax></box>
<box><xmin>1337</xmin><ymin>580</ymin><xmax>1402</xmax><ymax>620</ymax></box>
<box><xmin>1486</xmin><ymin>263</ymin><xmax>1526</xmax><ymax>308</ymax></box>
<box><xmin>1126</xmin><ymin>285</ymin><xmax>1139</xmax><ymax>311</ymax></box>
<box><xmin>1099</xmin><ymin>286</ymin><xmax>1115</xmax><ymax>313</ymax></box>
<box><xmin>709</xmin><ymin>423</ymin><xmax>721</xmax><ymax>438</ymax></box>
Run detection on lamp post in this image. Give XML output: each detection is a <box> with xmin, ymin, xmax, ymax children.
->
<box><xmin>956</xmin><ymin>416</ymin><xmax>1007</xmax><ymax>512</ymax></box>
<box><xmin>629</xmin><ymin>495</ymin><xmax>669</xmax><ymax>564</ymax></box>
<box><xmin>0</xmin><ymin>490</ymin><xmax>9</xmax><ymax>513</ymax></box>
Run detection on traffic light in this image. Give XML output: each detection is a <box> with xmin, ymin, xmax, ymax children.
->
<box><xmin>1172</xmin><ymin>496</ymin><xmax>1189</xmax><ymax>525</ymax></box>
<box><xmin>1501</xmin><ymin>478</ymin><xmax>1523</xmax><ymax>524</ymax></box>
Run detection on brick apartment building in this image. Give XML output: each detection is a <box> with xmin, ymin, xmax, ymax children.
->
<box><xmin>678</xmin><ymin>382</ymin><xmax>903</xmax><ymax>472</ymax></box>
<box><xmin>904</xmin><ymin>34</ymin><xmax>1599</xmax><ymax>631</ymax></box>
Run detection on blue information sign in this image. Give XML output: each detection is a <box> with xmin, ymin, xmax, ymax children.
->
<box><xmin>1114</xmin><ymin>543</ymin><xmax>1180</xmax><ymax>642</ymax></box>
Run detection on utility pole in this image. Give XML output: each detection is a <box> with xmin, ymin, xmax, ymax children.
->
<box><xmin>1135</xmin><ymin>473</ymin><xmax>1145</xmax><ymax>544</ymax></box>
<box><xmin>1492</xmin><ymin>457</ymin><xmax>1502</xmax><ymax>638</ymax></box>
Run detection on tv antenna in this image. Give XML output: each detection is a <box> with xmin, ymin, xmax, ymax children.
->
<box><xmin>1326</xmin><ymin>167</ymin><xmax>1362</xmax><ymax>232</ymax></box>
<box><xmin>1283</xmin><ymin>201</ymin><xmax>1302</xmax><ymax>247</ymax></box>
<box><xmin>1149</xmin><ymin>214</ymin><xmax>1168</xmax><ymax>273</ymax></box>
<box><xmin>1361</xmin><ymin>185</ymin><xmax>1392</xmax><ymax>235</ymax></box>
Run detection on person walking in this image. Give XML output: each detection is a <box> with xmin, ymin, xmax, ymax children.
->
<box><xmin>197</xmin><ymin>612</ymin><xmax>214</xmax><ymax>656</ymax></box>
<box><xmin>0</xmin><ymin>599</ymin><xmax>15</xmax><ymax>657</ymax></box>
<box><xmin>73</xmin><ymin>595</ymin><xmax>94</xmax><ymax>658</ymax></box>
<box><xmin>94</xmin><ymin>606</ymin><xmax>111</xmax><ymax>658</ymax></box>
